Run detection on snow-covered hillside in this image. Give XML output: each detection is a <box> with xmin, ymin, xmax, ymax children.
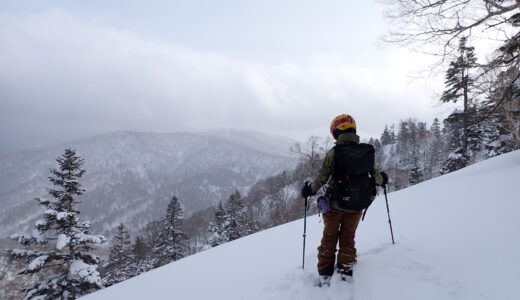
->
<box><xmin>83</xmin><ymin>150</ymin><xmax>520</xmax><ymax>300</ymax></box>
<box><xmin>0</xmin><ymin>131</ymin><xmax>297</xmax><ymax>236</ymax></box>
<box><xmin>201</xmin><ymin>129</ymin><xmax>298</xmax><ymax>158</ymax></box>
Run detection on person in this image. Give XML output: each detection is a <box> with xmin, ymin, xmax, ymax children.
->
<box><xmin>301</xmin><ymin>114</ymin><xmax>388</xmax><ymax>284</ymax></box>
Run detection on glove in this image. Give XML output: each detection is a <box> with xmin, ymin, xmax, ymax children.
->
<box><xmin>380</xmin><ymin>171</ymin><xmax>389</xmax><ymax>186</ymax></box>
<box><xmin>301</xmin><ymin>182</ymin><xmax>315</xmax><ymax>199</ymax></box>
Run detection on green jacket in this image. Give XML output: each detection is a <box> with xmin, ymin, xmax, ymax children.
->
<box><xmin>311</xmin><ymin>132</ymin><xmax>383</xmax><ymax>211</ymax></box>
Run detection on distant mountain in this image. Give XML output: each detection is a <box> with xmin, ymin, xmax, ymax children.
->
<box><xmin>0</xmin><ymin>131</ymin><xmax>298</xmax><ymax>237</ymax></box>
<box><xmin>201</xmin><ymin>129</ymin><xmax>297</xmax><ymax>158</ymax></box>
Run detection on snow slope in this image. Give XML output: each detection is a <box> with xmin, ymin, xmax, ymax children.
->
<box><xmin>83</xmin><ymin>150</ymin><xmax>520</xmax><ymax>300</ymax></box>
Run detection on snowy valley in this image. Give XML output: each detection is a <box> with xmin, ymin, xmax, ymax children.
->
<box><xmin>0</xmin><ymin>130</ymin><xmax>297</xmax><ymax>237</ymax></box>
<box><xmin>82</xmin><ymin>150</ymin><xmax>520</xmax><ymax>300</ymax></box>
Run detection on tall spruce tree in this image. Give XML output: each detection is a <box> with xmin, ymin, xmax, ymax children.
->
<box><xmin>440</xmin><ymin>36</ymin><xmax>477</xmax><ymax>155</ymax></box>
<box><xmin>426</xmin><ymin>118</ymin><xmax>445</xmax><ymax>177</ymax></box>
<box><xmin>7</xmin><ymin>149</ymin><xmax>106</xmax><ymax>299</ymax></box>
<box><xmin>408</xmin><ymin>148</ymin><xmax>423</xmax><ymax>185</ymax></box>
<box><xmin>108</xmin><ymin>223</ymin><xmax>131</xmax><ymax>262</ymax></box>
<box><xmin>208</xmin><ymin>201</ymin><xmax>228</xmax><ymax>247</ymax></box>
<box><xmin>441</xmin><ymin>113</ymin><xmax>471</xmax><ymax>174</ymax></box>
<box><xmin>103</xmin><ymin>223</ymin><xmax>132</xmax><ymax>286</ymax></box>
<box><xmin>152</xmin><ymin>196</ymin><xmax>189</xmax><ymax>266</ymax></box>
<box><xmin>126</xmin><ymin>235</ymin><xmax>153</xmax><ymax>278</ymax></box>
<box><xmin>224</xmin><ymin>190</ymin><xmax>250</xmax><ymax>241</ymax></box>
<box><xmin>380</xmin><ymin>125</ymin><xmax>393</xmax><ymax>145</ymax></box>
<box><xmin>132</xmin><ymin>236</ymin><xmax>149</xmax><ymax>260</ymax></box>
<box><xmin>431</xmin><ymin>118</ymin><xmax>441</xmax><ymax>140</ymax></box>
<box><xmin>226</xmin><ymin>191</ymin><xmax>242</xmax><ymax>241</ymax></box>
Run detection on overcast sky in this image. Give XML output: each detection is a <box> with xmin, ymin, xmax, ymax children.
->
<box><xmin>0</xmin><ymin>0</ymin><xmax>454</xmax><ymax>153</ymax></box>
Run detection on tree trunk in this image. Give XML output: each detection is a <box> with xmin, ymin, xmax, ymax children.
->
<box><xmin>462</xmin><ymin>69</ymin><xmax>469</xmax><ymax>154</ymax></box>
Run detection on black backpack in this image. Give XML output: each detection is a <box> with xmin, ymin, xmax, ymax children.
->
<box><xmin>331</xmin><ymin>143</ymin><xmax>377</xmax><ymax>211</ymax></box>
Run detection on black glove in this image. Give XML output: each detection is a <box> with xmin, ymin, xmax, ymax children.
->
<box><xmin>380</xmin><ymin>171</ymin><xmax>389</xmax><ymax>187</ymax></box>
<box><xmin>301</xmin><ymin>182</ymin><xmax>314</xmax><ymax>198</ymax></box>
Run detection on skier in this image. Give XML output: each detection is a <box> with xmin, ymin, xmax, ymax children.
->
<box><xmin>301</xmin><ymin>114</ymin><xmax>388</xmax><ymax>286</ymax></box>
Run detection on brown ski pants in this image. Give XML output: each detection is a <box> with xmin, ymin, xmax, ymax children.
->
<box><xmin>317</xmin><ymin>208</ymin><xmax>362</xmax><ymax>276</ymax></box>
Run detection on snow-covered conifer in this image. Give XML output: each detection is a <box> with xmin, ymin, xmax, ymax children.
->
<box><xmin>380</xmin><ymin>125</ymin><xmax>393</xmax><ymax>145</ymax></box>
<box><xmin>431</xmin><ymin>118</ymin><xmax>442</xmax><ymax>140</ymax></box>
<box><xmin>152</xmin><ymin>196</ymin><xmax>189</xmax><ymax>267</ymax></box>
<box><xmin>116</xmin><ymin>235</ymin><xmax>152</xmax><ymax>279</ymax></box>
<box><xmin>208</xmin><ymin>201</ymin><xmax>228</xmax><ymax>247</ymax></box>
<box><xmin>132</xmin><ymin>235</ymin><xmax>149</xmax><ymax>260</ymax></box>
<box><xmin>6</xmin><ymin>149</ymin><xmax>106</xmax><ymax>299</ymax></box>
<box><xmin>408</xmin><ymin>152</ymin><xmax>423</xmax><ymax>185</ymax></box>
<box><xmin>441</xmin><ymin>112</ymin><xmax>471</xmax><ymax>173</ymax></box>
<box><xmin>103</xmin><ymin>223</ymin><xmax>132</xmax><ymax>286</ymax></box>
<box><xmin>223</xmin><ymin>190</ymin><xmax>251</xmax><ymax>241</ymax></box>
<box><xmin>440</xmin><ymin>37</ymin><xmax>477</xmax><ymax>154</ymax></box>
<box><xmin>109</xmin><ymin>223</ymin><xmax>131</xmax><ymax>262</ymax></box>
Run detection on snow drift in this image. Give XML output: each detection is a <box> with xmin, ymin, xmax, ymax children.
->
<box><xmin>83</xmin><ymin>150</ymin><xmax>520</xmax><ymax>300</ymax></box>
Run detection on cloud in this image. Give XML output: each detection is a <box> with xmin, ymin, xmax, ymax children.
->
<box><xmin>0</xmin><ymin>10</ymin><xmax>445</xmax><ymax>152</ymax></box>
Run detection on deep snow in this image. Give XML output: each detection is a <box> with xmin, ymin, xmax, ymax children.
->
<box><xmin>83</xmin><ymin>150</ymin><xmax>520</xmax><ymax>300</ymax></box>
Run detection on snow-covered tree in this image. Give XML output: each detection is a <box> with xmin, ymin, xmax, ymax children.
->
<box><xmin>6</xmin><ymin>148</ymin><xmax>106</xmax><ymax>299</ymax></box>
<box><xmin>224</xmin><ymin>190</ymin><xmax>252</xmax><ymax>241</ymax></box>
<box><xmin>152</xmin><ymin>196</ymin><xmax>189</xmax><ymax>267</ymax></box>
<box><xmin>424</xmin><ymin>118</ymin><xmax>445</xmax><ymax>178</ymax></box>
<box><xmin>132</xmin><ymin>236</ymin><xmax>148</xmax><ymax>260</ymax></box>
<box><xmin>380</xmin><ymin>125</ymin><xmax>393</xmax><ymax>145</ymax></box>
<box><xmin>119</xmin><ymin>235</ymin><xmax>152</xmax><ymax>279</ymax></box>
<box><xmin>208</xmin><ymin>201</ymin><xmax>228</xmax><ymax>247</ymax></box>
<box><xmin>408</xmin><ymin>153</ymin><xmax>423</xmax><ymax>186</ymax></box>
<box><xmin>431</xmin><ymin>118</ymin><xmax>441</xmax><ymax>140</ymax></box>
<box><xmin>103</xmin><ymin>223</ymin><xmax>132</xmax><ymax>286</ymax></box>
<box><xmin>441</xmin><ymin>37</ymin><xmax>478</xmax><ymax>154</ymax></box>
<box><xmin>109</xmin><ymin>223</ymin><xmax>131</xmax><ymax>262</ymax></box>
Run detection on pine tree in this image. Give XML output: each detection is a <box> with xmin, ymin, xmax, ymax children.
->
<box><xmin>397</xmin><ymin>121</ymin><xmax>410</xmax><ymax>145</ymax></box>
<box><xmin>126</xmin><ymin>235</ymin><xmax>152</xmax><ymax>277</ymax></box>
<box><xmin>208</xmin><ymin>201</ymin><xmax>228</xmax><ymax>247</ymax></box>
<box><xmin>132</xmin><ymin>236</ymin><xmax>148</xmax><ymax>260</ymax></box>
<box><xmin>426</xmin><ymin>117</ymin><xmax>445</xmax><ymax>177</ymax></box>
<box><xmin>152</xmin><ymin>196</ymin><xmax>189</xmax><ymax>267</ymax></box>
<box><xmin>408</xmin><ymin>148</ymin><xmax>423</xmax><ymax>185</ymax></box>
<box><xmin>441</xmin><ymin>113</ymin><xmax>470</xmax><ymax>173</ymax></box>
<box><xmin>417</xmin><ymin>121</ymin><xmax>428</xmax><ymax>141</ymax></box>
<box><xmin>223</xmin><ymin>190</ymin><xmax>250</xmax><ymax>241</ymax></box>
<box><xmin>380</xmin><ymin>125</ymin><xmax>393</xmax><ymax>145</ymax></box>
<box><xmin>440</xmin><ymin>36</ymin><xmax>477</xmax><ymax>155</ymax></box>
<box><xmin>431</xmin><ymin>118</ymin><xmax>441</xmax><ymax>140</ymax></box>
<box><xmin>109</xmin><ymin>223</ymin><xmax>131</xmax><ymax>262</ymax></box>
<box><xmin>389</xmin><ymin>124</ymin><xmax>397</xmax><ymax>144</ymax></box>
<box><xmin>103</xmin><ymin>223</ymin><xmax>132</xmax><ymax>286</ymax></box>
<box><xmin>7</xmin><ymin>149</ymin><xmax>106</xmax><ymax>300</ymax></box>
<box><xmin>224</xmin><ymin>191</ymin><xmax>243</xmax><ymax>241</ymax></box>
<box><xmin>373</xmin><ymin>138</ymin><xmax>381</xmax><ymax>151</ymax></box>
<box><xmin>397</xmin><ymin>120</ymin><xmax>413</xmax><ymax>167</ymax></box>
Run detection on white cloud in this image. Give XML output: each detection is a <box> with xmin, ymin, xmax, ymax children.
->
<box><xmin>0</xmin><ymin>10</ymin><xmax>448</xmax><ymax>151</ymax></box>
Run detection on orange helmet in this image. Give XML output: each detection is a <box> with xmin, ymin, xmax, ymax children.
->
<box><xmin>330</xmin><ymin>114</ymin><xmax>356</xmax><ymax>139</ymax></box>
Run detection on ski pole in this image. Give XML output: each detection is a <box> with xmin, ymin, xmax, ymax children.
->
<box><xmin>302</xmin><ymin>196</ymin><xmax>308</xmax><ymax>269</ymax></box>
<box><xmin>383</xmin><ymin>185</ymin><xmax>395</xmax><ymax>244</ymax></box>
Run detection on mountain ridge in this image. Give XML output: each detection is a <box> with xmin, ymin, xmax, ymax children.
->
<box><xmin>0</xmin><ymin>130</ymin><xmax>298</xmax><ymax>237</ymax></box>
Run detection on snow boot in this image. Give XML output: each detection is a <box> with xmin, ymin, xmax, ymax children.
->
<box><xmin>340</xmin><ymin>269</ymin><xmax>353</xmax><ymax>282</ymax></box>
<box><xmin>318</xmin><ymin>275</ymin><xmax>331</xmax><ymax>287</ymax></box>
<box><xmin>337</xmin><ymin>266</ymin><xmax>353</xmax><ymax>283</ymax></box>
